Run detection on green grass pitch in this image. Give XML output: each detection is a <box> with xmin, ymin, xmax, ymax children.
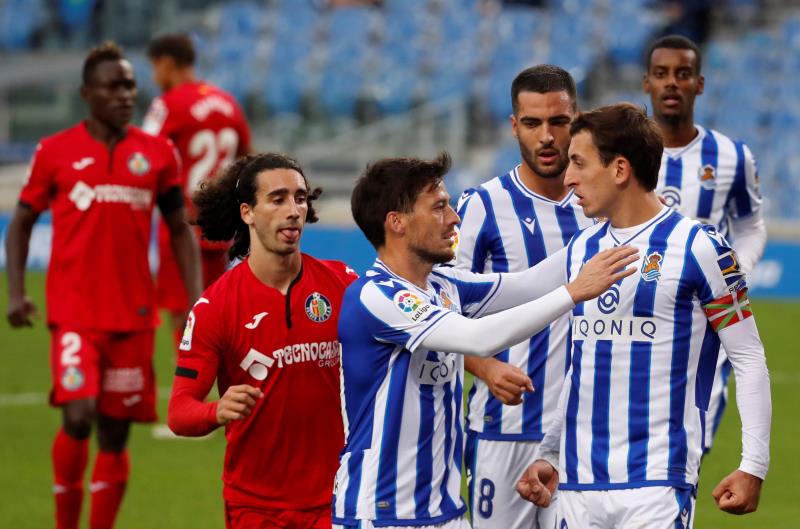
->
<box><xmin>0</xmin><ymin>272</ymin><xmax>798</xmax><ymax>527</ymax></box>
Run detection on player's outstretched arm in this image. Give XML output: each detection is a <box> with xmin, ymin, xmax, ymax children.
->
<box><xmin>516</xmin><ymin>460</ymin><xmax>558</xmax><ymax>507</ymax></box>
<box><xmin>465</xmin><ymin>356</ymin><xmax>533</xmax><ymax>405</ymax></box>
<box><xmin>420</xmin><ymin>247</ymin><xmax>638</xmax><ymax>357</ymax></box>
<box><xmin>5</xmin><ymin>204</ymin><xmax>40</xmax><ymax>327</ymax></box>
<box><xmin>479</xmin><ymin>246</ymin><xmax>638</xmax><ymax>315</ymax></box>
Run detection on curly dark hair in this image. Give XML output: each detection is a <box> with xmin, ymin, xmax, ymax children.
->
<box><xmin>193</xmin><ymin>153</ymin><xmax>322</xmax><ymax>260</ymax></box>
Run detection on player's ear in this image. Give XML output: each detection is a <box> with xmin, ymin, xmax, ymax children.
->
<box><xmin>240</xmin><ymin>202</ymin><xmax>254</xmax><ymax>226</ymax></box>
<box><xmin>510</xmin><ymin>114</ymin><xmax>519</xmax><ymax>139</ymax></box>
<box><xmin>642</xmin><ymin>73</ymin><xmax>651</xmax><ymax>94</ymax></box>
<box><xmin>696</xmin><ymin>74</ymin><xmax>705</xmax><ymax>95</ymax></box>
<box><xmin>385</xmin><ymin>211</ymin><xmax>405</xmax><ymax>237</ymax></box>
<box><xmin>614</xmin><ymin>157</ymin><xmax>631</xmax><ymax>185</ymax></box>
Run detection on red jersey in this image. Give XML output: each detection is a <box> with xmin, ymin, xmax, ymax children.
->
<box><xmin>18</xmin><ymin>122</ymin><xmax>181</xmax><ymax>331</ymax></box>
<box><xmin>143</xmin><ymin>81</ymin><xmax>250</xmax><ymax>239</ymax></box>
<box><xmin>168</xmin><ymin>254</ymin><xmax>358</xmax><ymax>511</ymax></box>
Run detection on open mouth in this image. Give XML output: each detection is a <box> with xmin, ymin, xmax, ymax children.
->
<box><xmin>537</xmin><ymin>149</ymin><xmax>560</xmax><ymax>164</ymax></box>
<box><xmin>661</xmin><ymin>94</ymin><xmax>682</xmax><ymax>108</ymax></box>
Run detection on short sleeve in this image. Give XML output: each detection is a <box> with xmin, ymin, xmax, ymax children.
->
<box><xmin>176</xmin><ymin>297</ymin><xmax>222</xmax><ymax>377</ymax></box>
<box><xmin>18</xmin><ymin>142</ymin><xmax>53</xmax><ymax>212</ymax></box>
<box><xmin>142</xmin><ymin>97</ymin><xmax>169</xmax><ymax>137</ymax></box>
<box><xmin>454</xmin><ymin>188</ymin><xmax>489</xmax><ymax>273</ymax></box>
<box><xmin>357</xmin><ymin>281</ymin><xmax>457</xmax><ymax>353</ymax></box>
<box><xmin>157</xmin><ymin>138</ymin><xmax>182</xmax><ymax>196</ymax></box>
<box><xmin>727</xmin><ymin>142</ymin><xmax>762</xmax><ymax>220</ymax></box>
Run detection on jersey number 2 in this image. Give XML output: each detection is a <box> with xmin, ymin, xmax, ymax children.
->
<box><xmin>187</xmin><ymin>128</ymin><xmax>239</xmax><ymax>193</ymax></box>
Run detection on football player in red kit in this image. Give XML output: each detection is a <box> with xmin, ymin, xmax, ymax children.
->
<box><xmin>167</xmin><ymin>153</ymin><xmax>358</xmax><ymax>529</ymax></box>
<box><xmin>4</xmin><ymin>42</ymin><xmax>202</xmax><ymax>529</ymax></box>
<box><xmin>143</xmin><ymin>33</ymin><xmax>252</xmax><ymax>341</ymax></box>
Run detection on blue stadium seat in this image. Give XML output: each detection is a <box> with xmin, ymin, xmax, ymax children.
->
<box><xmin>218</xmin><ymin>2</ymin><xmax>263</xmax><ymax>37</ymax></box>
<box><xmin>0</xmin><ymin>0</ymin><xmax>43</xmax><ymax>50</ymax></box>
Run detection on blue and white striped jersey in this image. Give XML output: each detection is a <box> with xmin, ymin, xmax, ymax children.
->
<box><xmin>455</xmin><ymin>166</ymin><xmax>593</xmax><ymax>440</ymax></box>
<box><xmin>656</xmin><ymin>126</ymin><xmax>761</xmax><ymax>238</ymax></box>
<box><xmin>559</xmin><ymin>206</ymin><xmax>744</xmax><ymax>490</ymax></box>
<box><xmin>333</xmin><ymin>260</ymin><xmax>503</xmax><ymax>526</ymax></box>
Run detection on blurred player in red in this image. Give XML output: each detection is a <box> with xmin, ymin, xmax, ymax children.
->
<box><xmin>167</xmin><ymin>153</ymin><xmax>358</xmax><ymax>529</ymax></box>
<box><xmin>4</xmin><ymin>42</ymin><xmax>202</xmax><ymax>529</ymax></box>
<box><xmin>143</xmin><ymin>33</ymin><xmax>252</xmax><ymax>342</ymax></box>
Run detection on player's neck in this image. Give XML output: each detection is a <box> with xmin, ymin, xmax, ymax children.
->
<box><xmin>378</xmin><ymin>246</ymin><xmax>433</xmax><ymax>290</ymax></box>
<box><xmin>85</xmin><ymin>118</ymin><xmax>127</xmax><ymax>148</ymax></box>
<box><xmin>248</xmin><ymin>248</ymin><xmax>302</xmax><ymax>294</ymax></box>
<box><xmin>166</xmin><ymin>69</ymin><xmax>196</xmax><ymax>91</ymax></box>
<box><xmin>607</xmin><ymin>192</ymin><xmax>664</xmax><ymax>229</ymax></box>
<box><xmin>517</xmin><ymin>163</ymin><xmax>568</xmax><ymax>202</ymax></box>
<box><xmin>656</xmin><ymin>118</ymin><xmax>698</xmax><ymax>149</ymax></box>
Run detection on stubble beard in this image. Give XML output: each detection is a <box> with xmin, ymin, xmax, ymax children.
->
<box><xmin>519</xmin><ymin>140</ymin><xmax>568</xmax><ymax>180</ymax></box>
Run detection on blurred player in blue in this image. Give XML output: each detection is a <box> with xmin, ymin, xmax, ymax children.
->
<box><xmin>643</xmin><ymin>35</ymin><xmax>767</xmax><ymax>454</ymax></box>
<box><xmin>333</xmin><ymin>153</ymin><xmax>638</xmax><ymax>529</ymax></box>
<box><xmin>455</xmin><ymin>65</ymin><xmax>592</xmax><ymax>529</ymax></box>
<box><xmin>516</xmin><ymin>103</ymin><xmax>771</xmax><ymax>528</ymax></box>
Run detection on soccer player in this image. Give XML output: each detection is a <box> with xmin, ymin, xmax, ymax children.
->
<box><xmin>333</xmin><ymin>153</ymin><xmax>638</xmax><ymax>529</ymax></box>
<box><xmin>516</xmin><ymin>103</ymin><xmax>771</xmax><ymax>527</ymax></box>
<box><xmin>166</xmin><ymin>153</ymin><xmax>358</xmax><ymax>529</ymax></box>
<box><xmin>143</xmin><ymin>33</ymin><xmax>252</xmax><ymax>342</ymax></box>
<box><xmin>455</xmin><ymin>65</ymin><xmax>593</xmax><ymax>529</ymax></box>
<box><xmin>643</xmin><ymin>35</ymin><xmax>766</xmax><ymax>454</ymax></box>
<box><xmin>4</xmin><ymin>42</ymin><xmax>202</xmax><ymax>529</ymax></box>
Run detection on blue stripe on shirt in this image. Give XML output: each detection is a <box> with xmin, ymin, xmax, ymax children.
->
<box><xmin>729</xmin><ymin>141</ymin><xmax>753</xmax><ymax>218</ymax></box>
<box><xmin>665</xmin><ymin>156</ymin><xmax>683</xmax><ymax>189</ymax></box>
<box><xmin>590</xmin><ymin>340</ymin><xmax>613</xmax><ymax>482</ymax></box>
<box><xmin>697</xmin><ymin>132</ymin><xmax>718</xmax><ymax>220</ymax></box>
<box><xmin>500</xmin><ymin>174</ymin><xmax>551</xmax><ymax>436</ymax></box>
<box><xmin>375</xmin><ymin>352</ymin><xmax>411</xmax><ymax>519</ymax></box>
<box><xmin>414</xmin><ymin>363</ymin><xmax>435</xmax><ymax>517</ymax></box>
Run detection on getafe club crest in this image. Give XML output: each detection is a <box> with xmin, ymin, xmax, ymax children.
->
<box><xmin>641</xmin><ymin>251</ymin><xmax>663</xmax><ymax>282</ymax></box>
<box><xmin>305</xmin><ymin>292</ymin><xmax>332</xmax><ymax>323</ymax></box>
<box><xmin>127</xmin><ymin>152</ymin><xmax>151</xmax><ymax>176</ymax></box>
<box><xmin>698</xmin><ymin>164</ymin><xmax>716</xmax><ymax>190</ymax></box>
<box><xmin>62</xmin><ymin>366</ymin><xmax>85</xmax><ymax>391</ymax></box>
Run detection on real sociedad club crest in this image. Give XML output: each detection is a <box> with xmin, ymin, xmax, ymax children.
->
<box><xmin>305</xmin><ymin>292</ymin><xmax>332</xmax><ymax>323</ymax></box>
<box><xmin>698</xmin><ymin>164</ymin><xmax>716</xmax><ymax>190</ymax></box>
<box><xmin>641</xmin><ymin>251</ymin><xmax>663</xmax><ymax>282</ymax></box>
<box><xmin>127</xmin><ymin>152</ymin><xmax>151</xmax><ymax>176</ymax></box>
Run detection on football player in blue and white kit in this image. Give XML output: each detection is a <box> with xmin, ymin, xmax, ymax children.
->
<box><xmin>644</xmin><ymin>35</ymin><xmax>767</xmax><ymax>453</ymax></box>
<box><xmin>333</xmin><ymin>153</ymin><xmax>638</xmax><ymax>529</ymax></box>
<box><xmin>516</xmin><ymin>103</ymin><xmax>771</xmax><ymax>528</ymax></box>
<box><xmin>455</xmin><ymin>65</ymin><xmax>593</xmax><ymax>529</ymax></box>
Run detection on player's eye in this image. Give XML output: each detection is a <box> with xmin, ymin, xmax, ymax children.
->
<box><xmin>296</xmin><ymin>195</ymin><xmax>307</xmax><ymax>204</ymax></box>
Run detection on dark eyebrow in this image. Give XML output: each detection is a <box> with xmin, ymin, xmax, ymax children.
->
<box><xmin>267</xmin><ymin>187</ymin><xmax>308</xmax><ymax>197</ymax></box>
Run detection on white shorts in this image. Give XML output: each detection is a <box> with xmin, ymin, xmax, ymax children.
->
<box><xmin>466</xmin><ymin>434</ymin><xmax>558</xmax><ymax>529</ymax></box>
<box><xmin>333</xmin><ymin>514</ymin><xmax>470</xmax><ymax>529</ymax></box>
<box><xmin>703</xmin><ymin>349</ymin><xmax>732</xmax><ymax>452</ymax></box>
<box><xmin>558</xmin><ymin>486</ymin><xmax>695</xmax><ymax>529</ymax></box>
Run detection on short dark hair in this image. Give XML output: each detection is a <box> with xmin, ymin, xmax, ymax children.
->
<box><xmin>147</xmin><ymin>33</ymin><xmax>196</xmax><ymax>67</ymax></box>
<box><xmin>646</xmin><ymin>34</ymin><xmax>702</xmax><ymax>73</ymax></box>
<box><xmin>351</xmin><ymin>153</ymin><xmax>452</xmax><ymax>249</ymax></box>
<box><xmin>193</xmin><ymin>153</ymin><xmax>321</xmax><ymax>260</ymax></box>
<box><xmin>82</xmin><ymin>41</ymin><xmax>125</xmax><ymax>84</ymax></box>
<box><xmin>569</xmin><ymin>103</ymin><xmax>663</xmax><ymax>191</ymax></box>
<box><xmin>511</xmin><ymin>65</ymin><xmax>577</xmax><ymax>114</ymax></box>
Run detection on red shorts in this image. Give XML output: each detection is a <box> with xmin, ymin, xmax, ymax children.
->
<box><xmin>49</xmin><ymin>327</ymin><xmax>157</xmax><ymax>422</ymax></box>
<box><xmin>157</xmin><ymin>228</ymin><xmax>228</xmax><ymax>312</ymax></box>
<box><xmin>224</xmin><ymin>504</ymin><xmax>331</xmax><ymax>529</ymax></box>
